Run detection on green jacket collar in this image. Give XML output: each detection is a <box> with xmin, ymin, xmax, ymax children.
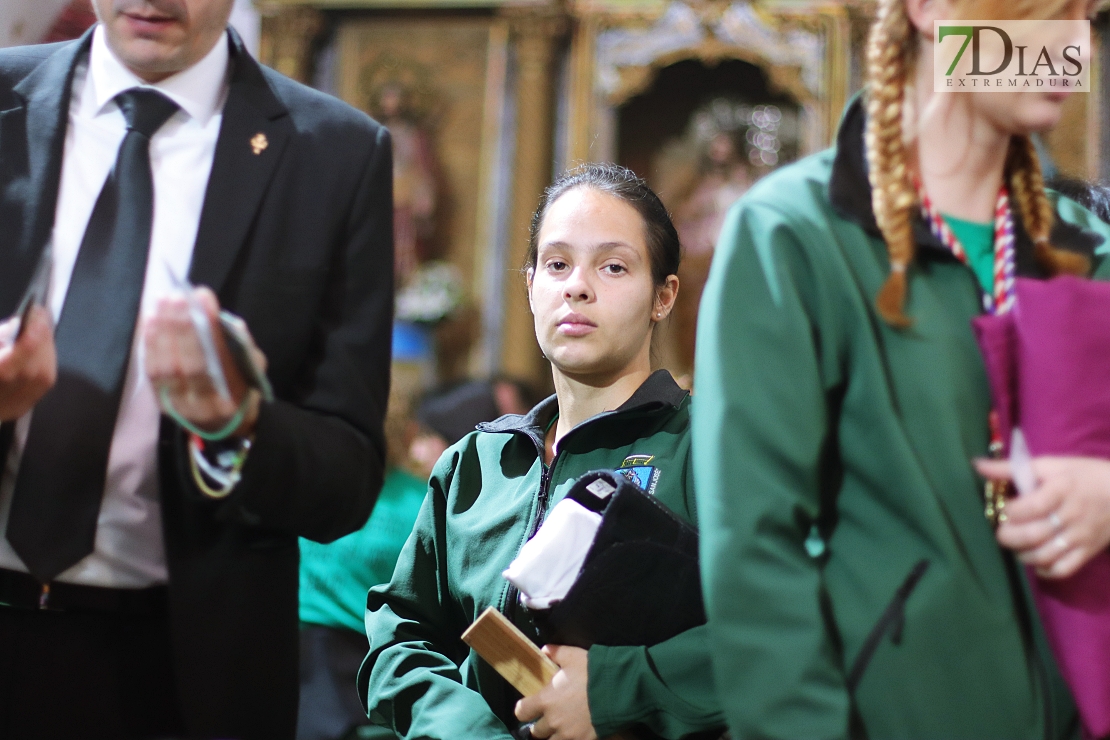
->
<box><xmin>828</xmin><ymin>95</ymin><xmax>1103</xmax><ymax>277</ymax></box>
<box><xmin>477</xmin><ymin>369</ymin><xmax>688</xmax><ymax>453</ymax></box>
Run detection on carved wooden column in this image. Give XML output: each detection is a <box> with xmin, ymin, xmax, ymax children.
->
<box><xmin>257</xmin><ymin>4</ymin><xmax>323</xmax><ymax>84</ymax></box>
<box><xmin>566</xmin><ymin>13</ymin><xmax>598</xmax><ymax>165</ymax></box>
<box><xmin>821</xmin><ymin>6</ymin><xmax>851</xmax><ymax>148</ymax></box>
<box><xmin>499</xmin><ymin>8</ymin><xmax>567</xmax><ymax>386</ymax></box>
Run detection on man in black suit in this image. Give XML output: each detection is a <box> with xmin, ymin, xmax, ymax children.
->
<box><xmin>0</xmin><ymin>0</ymin><xmax>392</xmax><ymax>738</ymax></box>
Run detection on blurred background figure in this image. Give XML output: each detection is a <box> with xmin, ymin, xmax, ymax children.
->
<box><xmin>648</xmin><ymin>95</ymin><xmax>796</xmax><ymax>379</ymax></box>
<box><xmin>371</xmin><ymin>81</ymin><xmax>439</xmax><ymax>283</ymax></box>
<box><xmin>409</xmin><ymin>377</ymin><xmax>535</xmax><ymax>479</ymax></box>
<box><xmin>670</xmin><ymin>130</ymin><xmax>752</xmax><ymax>259</ymax></box>
<box><xmin>297</xmin><ymin>372</ymin><xmax>534</xmax><ymax>740</ymax></box>
<box><xmin>665</xmin><ymin>114</ymin><xmax>756</xmax><ymax>379</ymax></box>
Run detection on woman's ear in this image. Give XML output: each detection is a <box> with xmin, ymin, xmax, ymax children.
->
<box><xmin>653</xmin><ymin>275</ymin><xmax>680</xmax><ymax>322</ymax></box>
<box><xmin>525</xmin><ymin>267</ymin><xmax>535</xmax><ymax>314</ymax></box>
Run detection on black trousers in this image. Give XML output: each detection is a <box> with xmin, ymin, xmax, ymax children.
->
<box><xmin>0</xmin><ymin>602</ymin><xmax>184</xmax><ymax>740</ymax></box>
<box><xmin>297</xmin><ymin>624</ymin><xmax>396</xmax><ymax>740</ymax></box>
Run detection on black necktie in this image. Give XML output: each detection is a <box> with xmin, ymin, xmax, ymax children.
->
<box><xmin>7</xmin><ymin>89</ymin><xmax>179</xmax><ymax>582</ymax></box>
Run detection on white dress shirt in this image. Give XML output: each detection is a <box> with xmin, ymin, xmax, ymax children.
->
<box><xmin>0</xmin><ymin>27</ymin><xmax>230</xmax><ymax>587</ymax></box>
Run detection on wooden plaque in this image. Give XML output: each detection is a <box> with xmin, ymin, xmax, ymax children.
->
<box><xmin>462</xmin><ymin>606</ymin><xmax>558</xmax><ymax>697</ymax></box>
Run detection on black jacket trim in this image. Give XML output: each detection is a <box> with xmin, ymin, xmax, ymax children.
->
<box><xmin>827</xmin><ymin>95</ymin><xmax>1103</xmax><ymax>278</ymax></box>
<box><xmin>846</xmin><ymin>559</ymin><xmax>930</xmax><ymax>693</ymax></box>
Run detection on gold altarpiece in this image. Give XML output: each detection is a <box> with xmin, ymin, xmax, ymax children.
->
<box><xmin>254</xmin><ymin>0</ymin><xmax>1101</xmax><ymax>388</ymax></box>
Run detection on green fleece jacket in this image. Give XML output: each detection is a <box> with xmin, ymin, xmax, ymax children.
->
<box><xmin>693</xmin><ymin>96</ymin><xmax>1110</xmax><ymax>740</ymax></box>
<box><xmin>359</xmin><ymin>370</ymin><xmax>726</xmax><ymax>739</ymax></box>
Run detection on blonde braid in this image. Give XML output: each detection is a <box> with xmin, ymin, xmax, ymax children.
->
<box><xmin>1006</xmin><ymin>135</ymin><xmax>1090</xmax><ymax>277</ymax></box>
<box><xmin>865</xmin><ymin>0</ymin><xmax>917</xmax><ymax>328</ymax></box>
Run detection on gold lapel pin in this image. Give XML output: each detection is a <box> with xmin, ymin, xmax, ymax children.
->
<box><xmin>250</xmin><ymin>132</ymin><xmax>269</xmax><ymax>155</ymax></box>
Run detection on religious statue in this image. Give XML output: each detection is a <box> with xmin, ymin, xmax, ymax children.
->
<box><xmin>671</xmin><ymin>130</ymin><xmax>753</xmax><ymax>257</ymax></box>
<box><xmin>652</xmin><ymin>97</ymin><xmax>794</xmax><ymax>374</ymax></box>
<box><xmin>365</xmin><ymin>61</ymin><xmax>441</xmax><ymax>283</ymax></box>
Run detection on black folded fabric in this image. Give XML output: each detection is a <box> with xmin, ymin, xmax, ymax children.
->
<box><xmin>529</xmin><ymin>469</ymin><xmax>705</xmax><ymax>649</ymax></box>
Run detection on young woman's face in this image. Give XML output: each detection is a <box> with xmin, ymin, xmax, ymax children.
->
<box><xmin>528</xmin><ymin>187</ymin><xmax>665</xmax><ymax>381</ymax></box>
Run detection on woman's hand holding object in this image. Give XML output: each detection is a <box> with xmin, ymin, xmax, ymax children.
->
<box><xmin>514</xmin><ymin>645</ymin><xmax>598</xmax><ymax>740</ymax></box>
<box><xmin>976</xmin><ymin>456</ymin><xmax>1110</xmax><ymax>579</ymax></box>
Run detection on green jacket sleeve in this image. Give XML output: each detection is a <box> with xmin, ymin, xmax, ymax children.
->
<box><xmin>587</xmin><ymin>624</ymin><xmax>726</xmax><ymax>738</ymax></box>
<box><xmin>1051</xmin><ymin>192</ymin><xmax>1110</xmax><ymax>278</ymax></box>
<box><xmin>692</xmin><ymin>199</ymin><xmax>851</xmax><ymax>739</ymax></box>
<box><xmin>359</xmin><ymin>459</ymin><xmax>514</xmax><ymax>740</ymax></box>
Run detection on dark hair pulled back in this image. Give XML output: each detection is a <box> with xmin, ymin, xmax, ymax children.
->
<box><xmin>525</xmin><ymin>162</ymin><xmax>681</xmax><ymax>286</ymax></box>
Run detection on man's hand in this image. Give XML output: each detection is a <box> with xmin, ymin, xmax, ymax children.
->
<box><xmin>514</xmin><ymin>645</ymin><xmax>598</xmax><ymax>740</ymax></box>
<box><xmin>144</xmin><ymin>287</ymin><xmax>266</xmax><ymax>437</ymax></box>
<box><xmin>976</xmin><ymin>456</ymin><xmax>1110</xmax><ymax>579</ymax></box>
<box><xmin>0</xmin><ymin>306</ymin><xmax>57</xmax><ymax>421</ymax></box>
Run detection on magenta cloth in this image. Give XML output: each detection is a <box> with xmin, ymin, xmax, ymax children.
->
<box><xmin>972</xmin><ymin>275</ymin><xmax>1110</xmax><ymax>739</ymax></box>
<box><xmin>970</xmin><ymin>310</ymin><xmax>1018</xmax><ymax>455</ymax></box>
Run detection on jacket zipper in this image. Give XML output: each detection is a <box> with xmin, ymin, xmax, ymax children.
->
<box><xmin>497</xmin><ymin>407</ymin><xmax>657</xmax><ymax>619</ymax></box>
<box><xmin>846</xmin><ymin>559</ymin><xmax>929</xmax><ymax>693</ymax></box>
<box><xmin>502</xmin><ymin>447</ymin><xmax>561</xmax><ymax>623</ymax></box>
<box><xmin>494</xmin><ymin>448</ymin><xmax>560</xmax><ymax>734</ymax></box>
<box><xmin>530</xmin><ymin>455</ymin><xmax>558</xmax><ymax>539</ymax></box>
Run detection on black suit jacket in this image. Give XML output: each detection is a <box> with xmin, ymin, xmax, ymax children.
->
<box><xmin>0</xmin><ymin>29</ymin><xmax>393</xmax><ymax>740</ymax></box>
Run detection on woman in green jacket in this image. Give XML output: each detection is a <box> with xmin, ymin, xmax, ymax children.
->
<box><xmin>360</xmin><ymin>163</ymin><xmax>725</xmax><ymax>740</ymax></box>
<box><xmin>693</xmin><ymin>0</ymin><xmax>1110</xmax><ymax>738</ymax></box>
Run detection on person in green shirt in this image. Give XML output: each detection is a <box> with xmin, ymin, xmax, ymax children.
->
<box><xmin>299</xmin><ymin>377</ymin><xmax>527</xmax><ymax>740</ymax></box>
<box><xmin>359</xmin><ymin>163</ymin><xmax>726</xmax><ymax>740</ymax></box>
<box><xmin>297</xmin><ymin>379</ymin><xmax>427</xmax><ymax>740</ymax></box>
<box><xmin>693</xmin><ymin>0</ymin><xmax>1110</xmax><ymax>738</ymax></box>
<box><xmin>299</xmin><ymin>467</ymin><xmax>427</xmax><ymax>740</ymax></box>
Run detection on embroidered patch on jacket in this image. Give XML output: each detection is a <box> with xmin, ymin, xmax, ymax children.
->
<box><xmin>617</xmin><ymin>466</ymin><xmax>659</xmax><ymax>494</ymax></box>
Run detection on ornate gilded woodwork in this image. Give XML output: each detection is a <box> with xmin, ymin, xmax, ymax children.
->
<box><xmin>499</xmin><ymin>6</ymin><xmax>569</xmax><ymax>383</ymax></box>
<box><xmin>257</xmin><ymin>4</ymin><xmax>323</xmax><ymax>83</ymax></box>
<box><xmin>564</xmin><ymin>0</ymin><xmax>851</xmax><ymax>165</ymax></box>
<box><xmin>248</xmin><ymin>1</ymin><xmax>1109</xmax><ymax>383</ymax></box>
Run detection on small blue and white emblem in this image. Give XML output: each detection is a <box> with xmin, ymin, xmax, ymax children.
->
<box><xmin>618</xmin><ymin>454</ymin><xmax>660</xmax><ymax>495</ymax></box>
